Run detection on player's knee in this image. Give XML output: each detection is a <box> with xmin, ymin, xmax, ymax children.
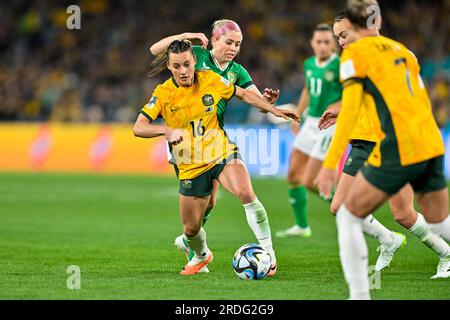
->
<box><xmin>237</xmin><ymin>188</ymin><xmax>256</xmax><ymax>204</ymax></box>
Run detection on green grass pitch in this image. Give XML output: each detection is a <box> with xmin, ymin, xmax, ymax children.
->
<box><xmin>1</xmin><ymin>173</ymin><xmax>449</xmax><ymax>300</ymax></box>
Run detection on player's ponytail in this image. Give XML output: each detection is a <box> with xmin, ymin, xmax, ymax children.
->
<box><xmin>148</xmin><ymin>39</ymin><xmax>194</xmax><ymax>77</ymax></box>
<box><xmin>346</xmin><ymin>0</ymin><xmax>380</xmax><ymax>29</ymax></box>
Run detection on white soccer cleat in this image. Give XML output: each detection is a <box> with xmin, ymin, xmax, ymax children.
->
<box><xmin>431</xmin><ymin>257</ymin><xmax>450</xmax><ymax>279</ymax></box>
<box><xmin>174</xmin><ymin>235</ymin><xmax>209</xmax><ymax>273</ymax></box>
<box><xmin>375</xmin><ymin>232</ymin><xmax>407</xmax><ymax>272</ymax></box>
<box><xmin>275</xmin><ymin>225</ymin><xmax>312</xmax><ymax>238</ymax></box>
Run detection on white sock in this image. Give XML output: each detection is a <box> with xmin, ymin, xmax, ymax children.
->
<box><xmin>336</xmin><ymin>205</ymin><xmax>371</xmax><ymax>300</ymax></box>
<box><xmin>410</xmin><ymin>214</ymin><xmax>450</xmax><ymax>258</ymax></box>
<box><xmin>243</xmin><ymin>198</ymin><xmax>276</xmax><ymax>262</ymax></box>
<box><xmin>183</xmin><ymin>228</ymin><xmax>208</xmax><ymax>258</ymax></box>
<box><xmin>428</xmin><ymin>215</ymin><xmax>450</xmax><ymax>243</ymax></box>
<box><xmin>361</xmin><ymin>214</ymin><xmax>395</xmax><ymax>245</ymax></box>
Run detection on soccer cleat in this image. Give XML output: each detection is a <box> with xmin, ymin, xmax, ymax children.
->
<box><xmin>174</xmin><ymin>235</ymin><xmax>190</xmax><ymax>261</ymax></box>
<box><xmin>174</xmin><ymin>235</ymin><xmax>209</xmax><ymax>273</ymax></box>
<box><xmin>267</xmin><ymin>262</ymin><xmax>277</xmax><ymax>277</ymax></box>
<box><xmin>375</xmin><ymin>232</ymin><xmax>407</xmax><ymax>272</ymax></box>
<box><xmin>431</xmin><ymin>256</ymin><xmax>450</xmax><ymax>279</ymax></box>
<box><xmin>180</xmin><ymin>250</ymin><xmax>213</xmax><ymax>276</ymax></box>
<box><xmin>275</xmin><ymin>225</ymin><xmax>312</xmax><ymax>238</ymax></box>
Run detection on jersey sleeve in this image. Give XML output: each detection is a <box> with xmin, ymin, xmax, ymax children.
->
<box><xmin>235</xmin><ymin>65</ymin><xmax>254</xmax><ymax>89</ymax></box>
<box><xmin>322</xmin><ymin>82</ymin><xmax>364</xmax><ymax>170</ymax></box>
<box><xmin>215</xmin><ymin>74</ymin><xmax>236</xmax><ymax>101</ymax></box>
<box><xmin>340</xmin><ymin>46</ymin><xmax>368</xmax><ymax>87</ymax></box>
<box><xmin>140</xmin><ymin>86</ymin><xmax>164</xmax><ymax>122</ymax></box>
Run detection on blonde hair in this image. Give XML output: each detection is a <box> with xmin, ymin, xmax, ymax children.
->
<box><xmin>211</xmin><ymin>19</ymin><xmax>241</xmax><ymax>39</ymax></box>
<box><xmin>346</xmin><ymin>0</ymin><xmax>380</xmax><ymax>29</ymax></box>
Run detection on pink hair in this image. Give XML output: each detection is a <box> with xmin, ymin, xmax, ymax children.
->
<box><xmin>212</xmin><ymin>21</ymin><xmax>241</xmax><ymax>39</ymax></box>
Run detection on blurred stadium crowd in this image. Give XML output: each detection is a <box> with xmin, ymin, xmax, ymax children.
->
<box><xmin>1</xmin><ymin>0</ymin><xmax>449</xmax><ymax>126</ymax></box>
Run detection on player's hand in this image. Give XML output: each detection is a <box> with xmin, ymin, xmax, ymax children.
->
<box><xmin>273</xmin><ymin>109</ymin><xmax>299</xmax><ymax>122</ymax></box>
<box><xmin>263</xmin><ymin>88</ymin><xmax>280</xmax><ymax>105</ymax></box>
<box><xmin>165</xmin><ymin>128</ymin><xmax>183</xmax><ymax>145</ymax></box>
<box><xmin>291</xmin><ymin>119</ymin><xmax>300</xmax><ymax>135</ymax></box>
<box><xmin>318</xmin><ymin>109</ymin><xmax>339</xmax><ymax>130</ymax></box>
<box><xmin>195</xmin><ymin>33</ymin><xmax>209</xmax><ymax>48</ymax></box>
<box><xmin>315</xmin><ymin>168</ymin><xmax>338</xmax><ymax>200</ymax></box>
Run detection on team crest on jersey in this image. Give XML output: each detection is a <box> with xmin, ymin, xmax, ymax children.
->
<box><xmin>226</xmin><ymin>71</ymin><xmax>237</xmax><ymax>83</ymax></box>
<box><xmin>325</xmin><ymin>71</ymin><xmax>334</xmax><ymax>82</ymax></box>
<box><xmin>202</xmin><ymin>94</ymin><xmax>214</xmax><ymax>106</ymax></box>
<box><xmin>182</xmin><ymin>180</ymin><xmax>192</xmax><ymax>189</ymax></box>
<box><xmin>306</xmin><ymin>70</ymin><xmax>313</xmax><ymax>77</ymax></box>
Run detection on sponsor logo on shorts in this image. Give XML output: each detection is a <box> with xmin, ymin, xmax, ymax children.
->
<box><xmin>182</xmin><ymin>180</ymin><xmax>193</xmax><ymax>189</ymax></box>
<box><xmin>345</xmin><ymin>157</ymin><xmax>353</xmax><ymax>167</ymax></box>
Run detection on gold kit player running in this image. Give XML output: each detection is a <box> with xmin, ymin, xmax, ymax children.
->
<box><xmin>134</xmin><ymin>40</ymin><xmax>298</xmax><ymax>275</ymax></box>
<box><xmin>149</xmin><ymin>20</ymin><xmax>280</xmax><ymax>274</ymax></box>
<box><xmin>316</xmin><ymin>11</ymin><xmax>450</xmax><ymax>274</ymax></box>
<box><xmin>316</xmin><ymin>0</ymin><xmax>450</xmax><ymax>299</ymax></box>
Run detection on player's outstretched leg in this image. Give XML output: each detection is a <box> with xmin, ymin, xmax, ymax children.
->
<box><xmin>218</xmin><ymin>159</ymin><xmax>277</xmax><ymax>276</ymax></box>
<box><xmin>174</xmin><ymin>181</ymin><xmax>219</xmax><ymax>272</ymax></box>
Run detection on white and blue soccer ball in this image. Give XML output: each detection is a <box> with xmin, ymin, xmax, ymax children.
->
<box><xmin>232</xmin><ymin>243</ymin><xmax>272</xmax><ymax>280</ymax></box>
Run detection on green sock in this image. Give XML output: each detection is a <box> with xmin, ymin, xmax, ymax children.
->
<box><xmin>288</xmin><ymin>186</ymin><xmax>308</xmax><ymax>228</ymax></box>
<box><xmin>188</xmin><ymin>207</ymin><xmax>213</xmax><ymax>261</ymax></box>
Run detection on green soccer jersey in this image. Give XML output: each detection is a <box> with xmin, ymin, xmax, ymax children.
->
<box><xmin>303</xmin><ymin>53</ymin><xmax>342</xmax><ymax>117</ymax></box>
<box><xmin>192</xmin><ymin>45</ymin><xmax>255</xmax><ymax>126</ymax></box>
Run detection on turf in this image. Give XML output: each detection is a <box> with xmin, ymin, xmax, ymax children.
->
<box><xmin>0</xmin><ymin>173</ymin><xmax>449</xmax><ymax>300</ymax></box>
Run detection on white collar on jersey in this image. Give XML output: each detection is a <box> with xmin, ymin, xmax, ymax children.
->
<box><xmin>210</xmin><ymin>50</ymin><xmax>230</xmax><ymax>71</ymax></box>
<box><xmin>315</xmin><ymin>53</ymin><xmax>337</xmax><ymax>69</ymax></box>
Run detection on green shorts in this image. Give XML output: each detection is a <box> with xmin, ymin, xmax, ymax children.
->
<box><xmin>343</xmin><ymin>140</ymin><xmax>376</xmax><ymax>177</ymax></box>
<box><xmin>361</xmin><ymin>155</ymin><xmax>447</xmax><ymax>196</ymax></box>
<box><xmin>178</xmin><ymin>153</ymin><xmax>241</xmax><ymax>197</ymax></box>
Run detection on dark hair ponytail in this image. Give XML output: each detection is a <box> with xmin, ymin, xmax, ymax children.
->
<box><xmin>148</xmin><ymin>39</ymin><xmax>194</xmax><ymax>77</ymax></box>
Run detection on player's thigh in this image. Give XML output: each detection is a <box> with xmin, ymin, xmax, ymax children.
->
<box><xmin>344</xmin><ymin>172</ymin><xmax>389</xmax><ymax>218</ymax></box>
<box><xmin>218</xmin><ymin>159</ymin><xmax>256</xmax><ymax>203</ymax></box>
<box><xmin>288</xmin><ymin>148</ymin><xmax>310</xmax><ymax>184</ymax></box>
<box><xmin>388</xmin><ymin>184</ymin><xmax>415</xmax><ymax>218</ymax></box>
<box><xmin>416</xmin><ymin>189</ymin><xmax>449</xmax><ymax>223</ymax></box>
<box><xmin>331</xmin><ymin>173</ymin><xmax>355</xmax><ymax>215</ymax></box>
<box><xmin>209</xmin><ymin>179</ymin><xmax>220</xmax><ymax>209</ymax></box>
<box><xmin>179</xmin><ymin>194</ymin><xmax>211</xmax><ymax>235</ymax></box>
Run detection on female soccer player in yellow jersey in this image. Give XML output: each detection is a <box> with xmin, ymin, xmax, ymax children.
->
<box><xmin>133</xmin><ymin>40</ymin><xmax>298</xmax><ymax>275</ymax></box>
<box><xmin>316</xmin><ymin>0</ymin><xmax>450</xmax><ymax>299</ymax></box>
<box><xmin>149</xmin><ymin>19</ymin><xmax>280</xmax><ymax>270</ymax></box>
<box><xmin>316</xmin><ymin>10</ymin><xmax>450</xmax><ymax>276</ymax></box>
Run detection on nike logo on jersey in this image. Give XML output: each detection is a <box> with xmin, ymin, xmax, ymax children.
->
<box><xmin>170</xmin><ymin>106</ymin><xmax>182</xmax><ymax>113</ymax></box>
<box><xmin>202</xmin><ymin>62</ymin><xmax>211</xmax><ymax>70</ymax></box>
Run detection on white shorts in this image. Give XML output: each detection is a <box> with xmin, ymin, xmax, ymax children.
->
<box><xmin>293</xmin><ymin>116</ymin><xmax>335</xmax><ymax>161</ymax></box>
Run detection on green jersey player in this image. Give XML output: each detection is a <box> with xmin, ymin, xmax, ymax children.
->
<box><xmin>276</xmin><ymin>23</ymin><xmax>342</xmax><ymax>238</ymax></box>
<box><xmin>149</xmin><ymin>19</ymin><xmax>279</xmax><ymax>276</ymax></box>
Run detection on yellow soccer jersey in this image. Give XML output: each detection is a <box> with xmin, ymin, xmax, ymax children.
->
<box><xmin>323</xmin><ymin>36</ymin><xmax>444</xmax><ymax>170</ymax></box>
<box><xmin>349</xmin><ymin>96</ymin><xmax>378</xmax><ymax>143</ymax></box>
<box><xmin>140</xmin><ymin>70</ymin><xmax>238</xmax><ymax>180</ymax></box>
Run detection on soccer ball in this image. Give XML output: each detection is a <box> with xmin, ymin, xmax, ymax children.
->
<box><xmin>232</xmin><ymin>243</ymin><xmax>272</xmax><ymax>280</ymax></box>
